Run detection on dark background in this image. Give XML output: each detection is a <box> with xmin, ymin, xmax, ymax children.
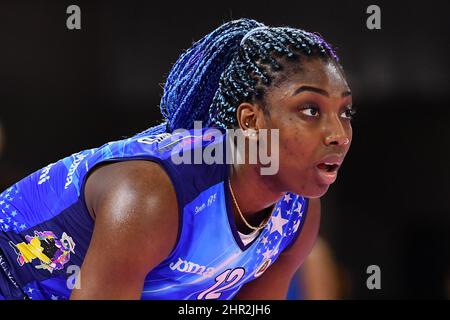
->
<box><xmin>0</xmin><ymin>0</ymin><xmax>449</xmax><ymax>299</ymax></box>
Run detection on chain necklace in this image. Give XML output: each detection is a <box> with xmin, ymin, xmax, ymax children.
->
<box><xmin>228</xmin><ymin>178</ymin><xmax>272</xmax><ymax>231</ymax></box>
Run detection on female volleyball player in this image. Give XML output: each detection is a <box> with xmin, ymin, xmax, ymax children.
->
<box><xmin>0</xmin><ymin>18</ymin><xmax>354</xmax><ymax>300</ymax></box>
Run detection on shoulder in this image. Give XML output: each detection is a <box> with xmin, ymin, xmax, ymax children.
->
<box><xmin>71</xmin><ymin>160</ymin><xmax>180</xmax><ymax>298</ymax></box>
<box><xmin>85</xmin><ymin>160</ymin><xmax>179</xmax><ymax>266</ymax></box>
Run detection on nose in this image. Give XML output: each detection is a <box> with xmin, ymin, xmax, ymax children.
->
<box><xmin>324</xmin><ymin>116</ymin><xmax>350</xmax><ymax>146</ymax></box>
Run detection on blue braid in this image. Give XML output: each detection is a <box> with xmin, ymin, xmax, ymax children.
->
<box><xmin>136</xmin><ymin>18</ymin><xmax>340</xmax><ymax>136</ymax></box>
<box><xmin>209</xmin><ymin>26</ymin><xmax>340</xmax><ymax>129</ymax></box>
<box><xmin>161</xmin><ymin>19</ymin><xmax>264</xmax><ymax>132</ymax></box>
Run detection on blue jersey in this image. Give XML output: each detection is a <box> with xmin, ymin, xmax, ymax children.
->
<box><xmin>0</xmin><ymin>127</ymin><xmax>309</xmax><ymax>300</ymax></box>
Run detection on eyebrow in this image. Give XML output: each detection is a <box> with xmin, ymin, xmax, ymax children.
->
<box><xmin>291</xmin><ymin>85</ymin><xmax>352</xmax><ymax>98</ymax></box>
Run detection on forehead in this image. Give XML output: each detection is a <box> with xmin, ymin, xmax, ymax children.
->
<box><xmin>267</xmin><ymin>58</ymin><xmax>350</xmax><ymax>100</ymax></box>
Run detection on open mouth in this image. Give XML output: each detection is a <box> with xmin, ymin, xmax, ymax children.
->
<box><xmin>315</xmin><ymin>155</ymin><xmax>343</xmax><ymax>185</ymax></box>
<box><xmin>315</xmin><ymin>162</ymin><xmax>340</xmax><ymax>185</ymax></box>
<box><xmin>316</xmin><ymin>162</ymin><xmax>339</xmax><ymax>173</ymax></box>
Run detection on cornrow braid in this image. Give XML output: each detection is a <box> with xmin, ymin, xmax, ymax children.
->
<box><xmin>135</xmin><ymin>18</ymin><xmax>339</xmax><ymax>138</ymax></box>
<box><xmin>161</xmin><ymin>18</ymin><xmax>265</xmax><ymax>132</ymax></box>
<box><xmin>134</xmin><ymin>18</ymin><xmax>264</xmax><ymax>137</ymax></box>
<box><xmin>208</xmin><ymin>25</ymin><xmax>339</xmax><ymax>130</ymax></box>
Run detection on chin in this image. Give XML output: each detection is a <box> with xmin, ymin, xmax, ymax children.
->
<box><xmin>283</xmin><ymin>171</ymin><xmax>330</xmax><ymax>198</ymax></box>
<box><xmin>295</xmin><ymin>184</ymin><xmax>329</xmax><ymax>198</ymax></box>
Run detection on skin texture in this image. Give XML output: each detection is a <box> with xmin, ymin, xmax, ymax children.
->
<box><xmin>230</xmin><ymin>57</ymin><xmax>353</xmax><ymax>231</ymax></box>
<box><xmin>71</xmin><ymin>161</ymin><xmax>179</xmax><ymax>299</ymax></box>
<box><xmin>71</xmin><ymin>56</ymin><xmax>353</xmax><ymax>300</ymax></box>
<box><xmin>232</xmin><ymin>57</ymin><xmax>353</xmax><ymax>299</ymax></box>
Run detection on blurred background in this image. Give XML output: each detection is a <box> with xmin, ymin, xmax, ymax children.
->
<box><xmin>0</xmin><ymin>0</ymin><xmax>448</xmax><ymax>299</ymax></box>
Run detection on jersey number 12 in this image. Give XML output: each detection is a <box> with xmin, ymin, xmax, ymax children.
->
<box><xmin>197</xmin><ymin>268</ymin><xmax>245</xmax><ymax>300</ymax></box>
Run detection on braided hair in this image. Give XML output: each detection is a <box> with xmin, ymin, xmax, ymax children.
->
<box><xmin>136</xmin><ymin>18</ymin><xmax>339</xmax><ymax>136</ymax></box>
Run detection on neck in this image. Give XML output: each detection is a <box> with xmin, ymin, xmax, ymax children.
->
<box><xmin>229</xmin><ymin>162</ymin><xmax>284</xmax><ymax>229</ymax></box>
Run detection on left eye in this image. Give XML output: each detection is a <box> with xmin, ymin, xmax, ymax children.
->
<box><xmin>341</xmin><ymin>108</ymin><xmax>356</xmax><ymax>119</ymax></box>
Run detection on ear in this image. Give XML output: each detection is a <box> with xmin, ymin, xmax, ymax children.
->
<box><xmin>236</xmin><ymin>102</ymin><xmax>266</xmax><ymax>131</ymax></box>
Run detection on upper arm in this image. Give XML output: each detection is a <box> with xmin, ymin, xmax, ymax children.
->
<box><xmin>70</xmin><ymin>160</ymin><xmax>179</xmax><ymax>300</ymax></box>
<box><xmin>234</xmin><ymin>197</ymin><xmax>321</xmax><ymax>300</ymax></box>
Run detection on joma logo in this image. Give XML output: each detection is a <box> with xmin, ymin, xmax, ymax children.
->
<box><xmin>169</xmin><ymin>257</ymin><xmax>215</xmax><ymax>278</ymax></box>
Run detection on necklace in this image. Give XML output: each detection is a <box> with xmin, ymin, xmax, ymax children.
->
<box><xmin>228</xmin><ymin>178</ymin><xmax>272</xmax><ymax>231</ymax></box>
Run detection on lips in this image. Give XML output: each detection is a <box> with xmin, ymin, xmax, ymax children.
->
<box><xmin>315</xmin><ymin>154</ymin><xmax>344</xmax><ymax>185</ymax></box>
<box><xmin>317</xmin><ymin>162</ymin><xmax>339</xmax><ymax>172</ymax></box>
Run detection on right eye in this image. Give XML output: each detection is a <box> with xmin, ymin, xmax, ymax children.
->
<box><xmin>300</xmin><ymin>105</ymin><xmax>320</xmax><ymax>117</ymax></box>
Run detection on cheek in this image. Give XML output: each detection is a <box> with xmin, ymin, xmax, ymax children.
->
<box><xmin>279</xmin><ymin>132</ymin><xmax>315</xmax><ymax>167</ymax></box>
<box><xmin>269</xmin><ymin>114</ymin><xmax>320</xmax><ymax>166</ymax></box>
